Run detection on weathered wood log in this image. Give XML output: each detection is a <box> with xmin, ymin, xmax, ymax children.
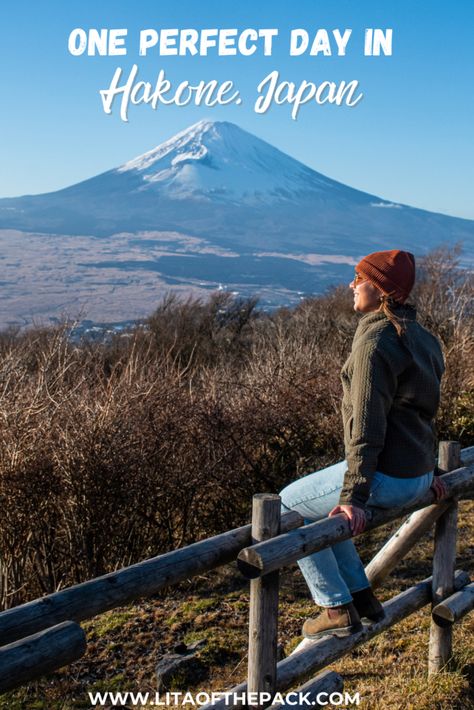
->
<box><xmin>428</xmin><ymin>502</ymin><xmax>458</xmax><ymax>674</ymax></box>
<box><xmin>0</xmin><ymin>511</ymin><xmax>303</xmax><ymax>646</ymax></box>
<box><xmin>269</xmin><ymin>670</ymin><xmax>344</xmax><ymax>709</ymax></box>
<box><xmin>432</xmin><ymin>582</ymin><xmax>474</xmax><ymax>625</ymax></box>
<box><xmin>460</xmin><ymin>446</ymin><xmax>474</xmax><ymax>466</ymax></box>
<box><xmin>203</xmin><ymin>570</ymin><xmax>470</xmax><ymax>709</ymax></box>
<box><xmin>365</xmin><ymin>502</ymin><xmax>451</xmax><ymax>589</ymax></box>
<box><xmin>248</xmin><ymin>495</ymin><xmax>281</xmax><ymax>704</ymax></box>
<box><xmin>428</xmin><ymin>442</ymin><xmax>460</xmax><ymax>675</ymax></box>
<box><xmin>273</xmin><ymin>570</ymin><xmax>468</xmax><ymax>694</ymax></box>
<box><xmin>438</xmin><ymin>441</ymin><xmax>462</xmax><ymax>476</ymax></box>
<box><xmin>0</xmin><ymin>621</ymin><xmax>86</xmax><ymax>693</ymax></box>
<box><xmin>459</xmin><ymin>446</ymin><xmax>474</xmax><ymax>499</ymax></box>
<box><xmin>238</xmin><ymin>464</ymin><xmax>474</xmax><ymax>579</ymax></box>
<box><xmin>366</xmin><ymin>442</ymin><xmax>474</xmax><ymax>588</ymax></box>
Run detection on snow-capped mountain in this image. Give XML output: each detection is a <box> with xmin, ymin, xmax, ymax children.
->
<box><xmin>115</xmin><ymin>119</ymin><xmax>347</xmax><ymax>202</ymax></box>
<box><xmin>1</xmin><ymin>119</ymin><xmax>473</xmax><ymax>252</ymax></box>
<box><xmin>0</xmin><ymin>120</ymin><xmax>473</xmax><ymax>326</ymax></box>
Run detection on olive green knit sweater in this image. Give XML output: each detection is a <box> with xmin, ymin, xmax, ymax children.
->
<box><xmin>339</xmin><ymin>305</ymin><xmax>445</xmax><ymax>509</ymax></box>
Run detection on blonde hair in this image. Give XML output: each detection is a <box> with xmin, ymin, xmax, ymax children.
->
<box><xmin>379</xmin><ymin>296</ymin><xmax>407</xmax><ymax>337</ymax></box>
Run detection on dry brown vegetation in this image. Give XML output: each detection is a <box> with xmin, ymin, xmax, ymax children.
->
<box><xmin>0</xmin><ymin>246</ymin><xmax>472</xmax><ymax>613</ymax></box>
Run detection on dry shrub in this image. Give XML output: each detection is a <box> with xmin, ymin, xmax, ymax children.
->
<box><xmin>413</xmin><ymin>245</ymin><xmax>474</xmax><ymax>442</ymax></box>
<box><xmin>147</xmin><ymin>291</ymin><xmax>259</xmax><ymax>368</ymax></box>
<box><xmin>0</xmin><ymin>247</ymin><xmax>471</xmax><ymax>607</ymax></box>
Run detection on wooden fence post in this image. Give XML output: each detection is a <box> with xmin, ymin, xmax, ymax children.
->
<box><xmin>248</xmin><ymin>494</ymin><xmax>281</xmax><ymax>707</ymax></box>
<box><xmin>428</xmin><ymin>441</ymin><xmax>461</xmax><ymax>675</ymax></box>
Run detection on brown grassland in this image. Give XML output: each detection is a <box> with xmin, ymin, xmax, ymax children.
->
<box><xmin>0</xmin><ymin>247</ymin><xmax>473</xmax><ymax>708</ymax></box>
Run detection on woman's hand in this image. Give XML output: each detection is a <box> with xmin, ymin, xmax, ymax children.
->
<box><xmin>329</xmin><ymin>504</ymin><xmax>367</xmax><ymax>535</ymax></box>
<box><xmin>431</xmin><ymin>476</ymin><xmax>447</xmax><ymax>501</ymax></box>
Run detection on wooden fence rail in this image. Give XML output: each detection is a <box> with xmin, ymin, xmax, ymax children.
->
<box><xmin>269</xmin><ymin>669</ymin><xmax>344</xmax><ymax>709</ymax></box>
<box><xmin>0</xmin><ymin>622</ymin><xmax>86</xmax><ymax>694</ymax></box>
<box><xmin>1</xmin><ymin>442</ymin><xmax>474</xmax><ymax>697</ymax></box>
<box><xmin>364</xmin><ymin>443</ymin><xmax>474</xmax><ymax>588</ymax></box>
<box><xmin>236</xmin><ymin>462</ymin><xmax>474</xmax><ymax>580</ymax></box>
<box><xmin>432</xmin><ymin>582</ymin><xmax>474</xmax><ymax>625</ymax></box>
<box><xmin>0</xmin><ymin>511</ymin><xmax>302</xmax><ymax>647</ymax></box>
<box><xmin>203</xmin><ymin>570</ymin><xmax>471</xmax><ymax>709</ymax></box>
<box><xmin>365</xmin><ymin>500</ymin><xmax>452</xmax><ymax>588</ymax></box>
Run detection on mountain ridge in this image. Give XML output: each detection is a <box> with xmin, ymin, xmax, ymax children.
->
<box><xmin>0</xmin><ymin>120</ymin><xmax>472</xmax><ymax>326</ymax></box>
<box><xmin>1</xmin><ymin>120</ymin><xmax>472</xmax><ymax>246</ymax></box>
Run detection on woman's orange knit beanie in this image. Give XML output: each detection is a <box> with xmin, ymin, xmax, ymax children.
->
<box><xmin>356</xmin><ymin>249</ymin><xmax>415</xmax><ymax>303</ymax></box>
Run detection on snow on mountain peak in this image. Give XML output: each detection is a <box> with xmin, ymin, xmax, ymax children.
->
<box><xmin>115</xmin><ymin>120</ymin><xmax>339</xmax><ymax>202</ymax></box>
<box><xmin>117</xmin><ymin>119</ymin><xmax>215</xmax><ymax>173</ymax></box>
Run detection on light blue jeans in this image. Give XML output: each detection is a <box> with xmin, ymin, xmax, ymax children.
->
<box><xmin>280</xmin><ymin>461</ymin><xmax>433</xmax><ymax>607</ymax></box>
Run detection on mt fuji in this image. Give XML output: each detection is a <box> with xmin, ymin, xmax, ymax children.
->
<box><xmin>0</xmin><ymin>120</ymin><xmax>473</xmax><ymax>326</ymax></box>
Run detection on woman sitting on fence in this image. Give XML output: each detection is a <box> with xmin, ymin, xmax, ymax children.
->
<box><xmin>280</xmin><ymin>249</ymin><xmax>446</xmax><ymax>639</ymax></box>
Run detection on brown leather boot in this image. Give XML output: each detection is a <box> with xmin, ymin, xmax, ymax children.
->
<box><xmin>302</xmin><ymin>602</ymin><xmax>362</xmax><ymax>640</ymax></box>
<box><xmin>351</xmin><ymin>587</ymin><xmax>385</xmax><ymax>623</ymax></box>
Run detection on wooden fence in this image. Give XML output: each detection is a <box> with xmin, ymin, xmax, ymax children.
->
<box><xmin>0</xmin><ymin>442</ymin><xmax>473</xmax><ymax>704</ymax></box>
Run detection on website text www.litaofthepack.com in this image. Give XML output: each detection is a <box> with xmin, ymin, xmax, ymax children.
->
<box><xmin>88</xmin><ymin>689</ymin><xmax>361</xmax><ymax>707</ymax></box>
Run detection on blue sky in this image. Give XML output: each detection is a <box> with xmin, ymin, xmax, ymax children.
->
<box><xmin>1</xmin><ymin>0</ymin><xmax>473</xmax><ymax>219</ymax></box>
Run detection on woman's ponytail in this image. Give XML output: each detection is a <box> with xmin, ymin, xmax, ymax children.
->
<box><xmin>379</xmin><ymin>296</ymin><xmax>407</xmax><ymax>337</ymax></box>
